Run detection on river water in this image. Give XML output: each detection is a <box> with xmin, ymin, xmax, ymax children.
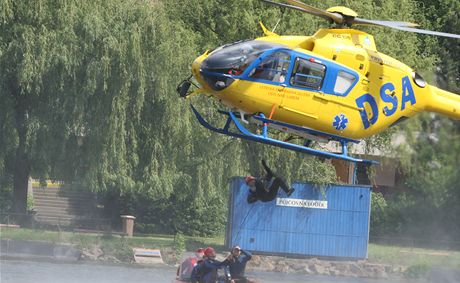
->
<box><xmin>0</xmin><ymin>259</ymin><xmax>430</xmax><ymax>283</ymax></box>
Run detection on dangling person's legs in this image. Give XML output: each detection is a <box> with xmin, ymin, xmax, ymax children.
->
<box><xmin>271</xmin><ymin>177</ymin><xmax>294</xmax><ymax>197</ymax></box>
<box><xmin>272</xmin><ymin>177</ymin><xmax>289</xmax><ymax>193</ymax></box>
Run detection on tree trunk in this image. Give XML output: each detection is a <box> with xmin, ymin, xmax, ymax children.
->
<box><xmin>12</xmin><ymin>148</ymin><xmax>29</xmax><ymax>214</ymax></box>
<box><xmin>12</xmin><ymin>95</ymin><xmax>30</xmax><ymax>215</ymax></box>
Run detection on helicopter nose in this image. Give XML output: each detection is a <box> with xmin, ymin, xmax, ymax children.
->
<box><xmin>192</xmin><ymin>53</ymin><xmax>207</xmax><ymax>87</ymax></box>
<box><xmin>200</xmin><ymin>70</ymin><xmax>235</xmax><ymax>91</ymax></box>
<box><xmin>192</xmin><ymin>52</ymin><xmax>235</xmax><ymax>91</ymax></box>
<box><xmin>196</xmin><ymin>56</ymin><xmax>236</xmax><ymax>91</ymax></box>
<box><xmin>192</xmin><ymin>62</ymin><xmax>235</xmax><ymax>91</ymax></box>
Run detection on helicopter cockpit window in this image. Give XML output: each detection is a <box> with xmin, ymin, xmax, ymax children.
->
<box><xmin>334</xmin><ymin>71</ymin><xmax>356</xmax><ymax>95</ymax></box>
<box><xmin>290</xmin><ymin>58</ymin><xmax>325</xmax><ymax>90</ymax></box>
<box><xmin>249</xmin><ymin>51</ymin><xmax>291</xmax><ymax>83</ymax></box>
<box><xmin>201</xmin><ymin>40</ymin><xmax>285</xmax><ymax>75</ymax></box>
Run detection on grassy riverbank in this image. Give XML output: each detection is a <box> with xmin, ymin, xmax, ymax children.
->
<box><xmin>1</xmin><ymin>227</ymin><xmax>460</xmax><ymax>270</ymax></box>
<box><xmin>368</xmin><ymin>243</ymin><xmax>460</xmax><ymax>269</ymax></box>
<box><xmin>0</xmin><ymin>227</ymin><xmax>223</xmax><ymax>263</ymax></box>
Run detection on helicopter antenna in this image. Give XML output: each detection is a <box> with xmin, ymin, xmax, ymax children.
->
<box><xmin>272</xmin><ymin>18</ymin><xmax>281</xmax><ymax>33</ymax></box>
<box><xmin>272</xmin><ymin>3</ymin><xmax>288</xmax><ymax>34</ymax></box>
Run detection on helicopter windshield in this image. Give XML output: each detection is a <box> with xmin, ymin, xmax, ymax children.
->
<box><xmin>202</xmin><ymin>40</ymin><xmax>286</xmax><ymax>74</ymax></box>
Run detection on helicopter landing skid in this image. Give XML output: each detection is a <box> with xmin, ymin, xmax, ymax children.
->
<box><xmin>190</xmin><ymin>104</ymin><xmax>378</xmax><ymax>165</ymax></box>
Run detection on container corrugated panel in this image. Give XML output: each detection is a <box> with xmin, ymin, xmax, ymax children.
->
<box><xmin>226</xmin><ymin>177</ymin><xmax>371</xmax><ymax>259</ymax></box>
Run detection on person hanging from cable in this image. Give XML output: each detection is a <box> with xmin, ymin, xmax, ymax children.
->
<box><xmin>245</xmin><ymin>159</ymin><xmax>294</xmax><ymax>204</ymax></box>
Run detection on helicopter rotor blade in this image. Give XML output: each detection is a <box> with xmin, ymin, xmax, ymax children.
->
<box><xmin>283</xmin><ymin>0</ymin><xmax>344</xmax><ymax>24</ymax></box>
<box><xmin>260</xmin><ymin>0</ymin><xmax>332</xmax><ymax>22</ymax></box>
<box><xmin>352</xmin><ymin>18</ymin><xmax>419</xmax><ymax>28</ymax></box>
<box><xmin>260</xmin><ymin>0</ymin><xmax>460</xmax><ymax>39</ymax></box>
<box><xmin>262</xmin><ymin>0</ymin><xmax>420</xmax><ymax>28</ymax></box>
<box><xmin>390</xmin><ymin>26</ymin><xmax>460</xmax><ymax>39</ymax></box>
<box><xmin>354</xmin><ymin>18</ymin><xmax>460</xmax><ymax>38</ymax></box>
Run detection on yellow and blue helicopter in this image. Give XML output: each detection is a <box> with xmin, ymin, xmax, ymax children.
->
<box><xmin>177</xmin><ymin>0</ymin><xmax>460</xmax><ymax>164</ymax></box>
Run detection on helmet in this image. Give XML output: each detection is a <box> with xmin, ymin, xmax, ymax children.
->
<box><xmin>231</xmin><ymin>245</ymin><xmax>241</xmax><ymax>256</ymax></box>
<box><xmin>204</xmin><ymin>247</ymin><xmax>215</xmax><ymax>257</ymax></box>
<box><xmin>194</xmin><ymin>248</ymin><xmax>205</xmax><ymax>258</ymax></box>
<box><xmin>245</xmin><ymin>176</ymin><xmax>255</xmax><ymax>184</ymax></box>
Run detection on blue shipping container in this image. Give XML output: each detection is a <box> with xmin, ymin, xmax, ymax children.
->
<box><xmin>226</xmin><ymin>177</ymin><xmax>371</xmax><ymax>259</ymax></box>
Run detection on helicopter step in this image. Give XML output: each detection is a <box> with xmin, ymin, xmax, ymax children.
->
<box><xmin>190</xmin><ymin>103</ymin><xmax>378</xmax><ymax>165</ymax></box>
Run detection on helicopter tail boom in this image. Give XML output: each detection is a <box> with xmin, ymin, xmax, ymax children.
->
<box><xmin>426</xmin><ymin>86</ymin><xmax>460</xmax><ymax>120</ymax></box>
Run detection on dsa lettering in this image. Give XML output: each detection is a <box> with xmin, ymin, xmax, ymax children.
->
<box><xmin>355</xmin><ymin>76</ymin><xmax>416</xmax><ymax>129</ymax></box>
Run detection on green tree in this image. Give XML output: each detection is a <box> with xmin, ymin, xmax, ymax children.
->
<box><xmin>391</xmin><ymin>114</ymin><xmax>460</xmax><ymax>239</ymax></box>
<box><xmin>2</xmin><ymin>0</ymin><xmax>450</xmax><ymax>237</ymax></box>
<box><xmin>381</xmin><ymin>0</ymin><xmax>460</xmax><ymax>240</ymax></box>
<box><xmin>418</xmin><ymin>0</ymin><xmax>460</xmax><ymax>92</ymax></box>
<box><xmin>0</xmin><ymin>0</ymin><xmax>161</xmax><ymax>214</ymax></box>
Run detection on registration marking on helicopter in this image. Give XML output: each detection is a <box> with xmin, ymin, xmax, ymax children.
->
<box><xmin>332</xmin><ymin>33</ymin><xmax>351</xmax><ymax>40</ymax></box>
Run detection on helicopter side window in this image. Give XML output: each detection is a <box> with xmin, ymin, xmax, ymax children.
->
<box><xmin>249</xmin><ymin>51</ymin><xmax>291</xmax><ymax>83</ymax></box>
<box><xmin>290</xmin><ymin>58</ymin><xmax>325</xmax><ymax>90</ymax></box>
<box><xmin>334</xmin><ymin>71</ymin><xmax>356</xmax><ymax>95</ymax></box>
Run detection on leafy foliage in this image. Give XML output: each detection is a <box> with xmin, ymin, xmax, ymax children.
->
<box><xmin>404</xmin><ymin>263</ymin><xmax>430</xmax><ymax>279</ymax></box>
<box><xmin>0</xmin><ymin>0</ymin><xmax>459</xmax><ymax>238</ymax></box>
<box><xmin>387</xmin><ymin>113</ymin><xmax>460</xmax><ymax>240</ymax></box>
<box><xmin>370</xmin><ymin>192</ymin><xmax>388</xmax><ymax>237</ymax></box>
<box><xmin>174</xmin><ymin>232</ymin><xmax>186</xmax><ymax>262</ymax></box>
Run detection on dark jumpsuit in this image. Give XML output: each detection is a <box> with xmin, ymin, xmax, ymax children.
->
<box><xmin>248</xmin><ymin>160</ymin><xmax>291</xmax><ymax>203</ymax></box>
<box><xmin>192</xmin><ymin>258</ymin><xmax>225</xmax><ymax>283</ymax></box>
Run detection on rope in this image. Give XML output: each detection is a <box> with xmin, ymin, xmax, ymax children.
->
<box><xmin>233</xmin><ymin>203</ymin><xmax>256</xmax><ymax>244</ymax></box>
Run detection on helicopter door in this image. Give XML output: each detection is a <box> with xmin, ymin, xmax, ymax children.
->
<box><xmin>243</xmin><ymin>51</ymin><xmax>291</xmax><ymax>114</ymax></box>
<box><xmin>281</xmin><ymin>57</ymin><xmax>326</xmax><ymax>119</ymax></box>
<box><xmin>248</xmin><ymin>51</ymin><xmax>291</xmax><ymax>83</ymax></box>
